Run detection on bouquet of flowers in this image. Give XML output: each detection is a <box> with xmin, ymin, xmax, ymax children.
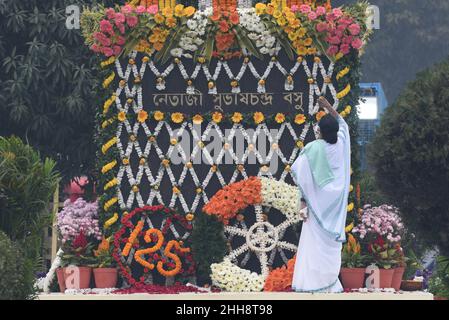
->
<box><xmin>341</xmin><ymin>233</ymin><xmax>367</xmax><ymax>268</ymax></box>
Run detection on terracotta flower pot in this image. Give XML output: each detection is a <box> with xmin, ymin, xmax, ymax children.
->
<box><xmin>63</xmin><ymin>266</ymin><xmax>92</xmax><ymax>289</ymax></box>
<box><xmin>340</xmin><ymin>268</ymin><xmax>366</xmax><ymax>289</ymax></box>
<box><xmin>93</xmin><ymin>268</ymin><xmax>118</xmax><ymax>288</ymax></box>
<box><xmin>379</xmin><ymin>268</ymin><xmax>395</xmax><ymax>288</ymax></box>
<box><xmin>56</xmin><ymin>268</ymin><xmax>66</xmax><ymax>293</ymax></box>
<box><xmin>391</xmin><ymin>267</ymin><xmax>405</xmax><ymax>291</ymax></box>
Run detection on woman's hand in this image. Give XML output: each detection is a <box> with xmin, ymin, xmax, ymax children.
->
<box><xmin>318</xmin><ymin>96</ymin><xmax>339</xmax><ymax>118</ymax></box>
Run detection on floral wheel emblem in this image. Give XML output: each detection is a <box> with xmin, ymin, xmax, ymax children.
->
<box><xmin>246</xmin><ymin>221</ymin><xmax>279</xmax><ymax>253</ymax></box>
<box><xmin>204</xmin><ymin>177</ymin><xmax>304</xmax><ymax>291</ymax></box>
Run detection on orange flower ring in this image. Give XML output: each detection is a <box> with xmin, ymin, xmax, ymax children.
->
<box><xmin>203</xmin><ymin>176</ymin><xmax>305</xmax><ymax>290</ymax></box>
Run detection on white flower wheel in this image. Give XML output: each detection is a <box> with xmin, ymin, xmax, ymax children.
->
<box><xmin>204</xmin><ymin>177</ymin><xmax>304</xmax><ymax>291</ymax></box>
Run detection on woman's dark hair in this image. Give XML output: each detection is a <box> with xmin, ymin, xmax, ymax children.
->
<box><xmin>319</xmin><ymin>114</ymin><xmax>339</xmax><ymax>144</ymax></box>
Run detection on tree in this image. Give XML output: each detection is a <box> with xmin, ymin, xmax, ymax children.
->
<box><xmin>0</xmin><ymin>0</ymin><xmax>123</xmax><ymax>183</ymax></box>
<box><xmin>369</xmin><ymin>56</ymin><xmax>449</xmax><ymax>256</ymax></box>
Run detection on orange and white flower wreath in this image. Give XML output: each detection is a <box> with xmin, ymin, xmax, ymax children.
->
<box><xmin>203</xmin><ymin>176</ymin><xmax>305</xmax><ymax>292</ymax></box>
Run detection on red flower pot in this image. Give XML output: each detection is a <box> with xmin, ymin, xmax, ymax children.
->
<box><xmin>391</xmin><ymin>267</ymin><xmax>405</xmax><ymax>291</ymax></box>
<box><xmin>379</xmin><ymin>268</ymin><xmax>395</xmax><ymax>288</ymax></box>
<box><xmin>63</xmin><ymin>266</ymin><xmax>92</xmax><ymax>289</ymax></box>
<box><xmin>56</xmin><ymin>268</ymin><xmax>66</xmax><ymax>293</ymax></box>
<box><xmin>94</xmin><ymin>268</ymin><xmax>118</xmax><ymax>288</ymax></box>
<box><xmin>340</xmin><ymin>268</ymin><xmax>366</xmax><ymax>289</ymax></box>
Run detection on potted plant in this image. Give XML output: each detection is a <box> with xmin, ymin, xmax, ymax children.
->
<box><xmin>353</xmin><ymin>204</ymin><xmax>405</xmax><ymax>289</ymax></box>
<box><xmin>55</xmin><ymin>198</ymin><xmax>101</xmax><ymax>292</ymax></box>
<box><xmin>340</xmin><ymin>233</ymin><xmax>368</xmax><ymax>289</ymax></box>
<box><xmin>60</xmin><ymin>231</ymin><xmax>96</xmax><ymax>289</ymax></box>
<box><xmin>93</xmin><ymin>237</ymin><xmax>118</xmax><ymax>288</ymax></box>
<box><xmin>391</xmin><ymin>243</ymin><xmax>409</xmax><ymax>291</ymax></box>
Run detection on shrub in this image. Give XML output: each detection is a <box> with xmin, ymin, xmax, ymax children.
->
<box><xmin>0</xmin><ymin>231</ymin><xmax>36</xmax><ymax>299</ymax></box>
<box><xmin>369</xmin><ymin>57</ymin><xmax>449</xmax><ymax>256</ymax></box>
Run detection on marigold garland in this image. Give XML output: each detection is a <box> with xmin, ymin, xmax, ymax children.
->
<box><xmin>122</xmin><ymin>220</ymin><xmax>144</xmax><ymax>257</ymax></box>
<box><xmin>104</xmin><ymin>212</ymin><xmax>119</xmax><ymax>229</ymax></box>
<box><xmin>101</xmin><ymin>137</ymin><xmax>117</xmax><ymax>154</ymax></box>
<box><xmin>103</xmin><ymin>96</ymin><xmax>116</xmax><ymax>115</ymax></box>
<box><xmin>104</xmin><ymin>197</ymin><xmax>118</xmax><ymax>211</ymax></box>
<box><xmin>156</xmin><ymin>240</ymin><xmax>190</xmax><ymax>277</ymax></box>
<box><xmin>337</xmin><ymin>83</ymin><xmax>351</xmax><ymax>99</ymax></box>
<box><xmin>336</xmin><ymin>66</ymin><xmax>350</xmax><ymax>80</ymax></box>
<box><xmin>104</xmin><ymin>177</ymin><xmax>118</xmax><ymax>191</ymax></box>
<box><xmin>102</xmin><ymin>72</ymin><xmax>115</xmax><ymax>88</ymax></box>
<box><xmin>263</xmin><ymin>256</ymin><xmax>296</xmax><ymax>292</ymax></box>
<box><xmin>101</xmin><ymin>160</ymin><xmax>117</xmax><ymax>174</ymax></box>
<box><xmin>134</xmin><ymin>228</ymin><xmax>164</xmax><ymax>270</ymax></box>
<box><xmin>100</xmin><ymin>56</ymin><xmax>116</xmax><ymax>68</ymax></box>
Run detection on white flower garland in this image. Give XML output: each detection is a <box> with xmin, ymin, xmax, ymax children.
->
<box><xmin>210</xmin><ymin>258</ymin><xmax>266</xmax><ymax>292</ymax></box>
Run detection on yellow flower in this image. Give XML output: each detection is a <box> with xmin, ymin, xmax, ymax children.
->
<box><xmin>288</xmin><ymin>31</ymin><xmax>299</xmax><ymax>41</ymax></box>
<box><xmin>253</xmin><ymin>112</ymin><xmax>265</xmax><ymax>124</ymax></box>
<box><xmin>183</xmin><ymin>6</ymin><xmax>196</xmax><ymax>17</ymax></box>
<box><xmin>307</xmin><ymin>47</ymin><xmax>317</xmax><ymax>55</ymax></box>
<box><xmin>266</xmin><ymin>4</ymin><xmax>275</xmax><ymax>15</ymax></box>
<box><xmin>154</xmin><ymin>13</ymin><xmax>164</xmax><ymax>24</ymax></box>
<box><xmin>231</xmin><ymin>112</ymin><xmax>243</xmax><ymax>124</ymax></box>
<box><xmin>192</xmin><ymin>114</ymin><xmax>203</xmax><ymax>125</ymax></box>
<box><xmin>276</xmin><ymin>16</ymin><xmax>287</xmax><ymax>27</ymax></box>
<box><xmin>171</xmin><ymin>112</ymin><xmax>184</xmax><ymax>124</ymax></box>
<box><xmin>137</xmin><ymin>110</ymin><xmax>148</xmax><ymax>123</ymax></box>
<box><xmin>275</xmin><ymin>113</ymin><xmax>285</xmax><ymax>124</ymax></box>
<box><xmin>297</xmin><ymin>28</ymin><xmax>307</xmax><ymax>38</ymax></box>
<box><xmin>289</xmin><ymin>18</ymin><xmax>300</xmax><ymax>29</ymax></box>
<box><xmin>347</xmin><ymin>202</ymin><xmax>355</xmax><ymax>212</ymax></box>
<box><xmin>294</xmin><ymin>114</ymin><xmax>306</xmax><ymax>125</ymax></box>
<box><xmin>345</xmin><ymin>222</ymin><xmax>354</xmax><ymax>233</ymax></box>
<box><xmin>162</xmin><ymin>7</ymin><xmax>173</xmax><ymax>17</ymax></box>
<box><xmin>316</xmin><ymin>110</ymin><xmax>326</xmax><ymax>121</ymax></box>
<box><xmin>345</xmin><ymin>105</ymin><xmax>352</xmax><ymax>114</ymax></box>
<box><xmin>118</xmin><ymin>111</ymin><xmax>126</xmax><ymax>122</ymax></box>
<box><xmin>273</xmin><ymin>10</ymin><xmax>282</xmax><ymax>19</ymax></box>
<box><xmin>212</xmin><ymin>112</ymin><xmax>223</xmax><ymax>124</ymax></box>
<box><xmin>174</xmin><ymin>4</ymin><xmax>184</xmax><ymax>17</ymax></box>
<box><xmin>255</xmin><ymin>3</ymin><xmax>266</xmax><ymax>15</ymax></box>
<box><xmin>154</xmin><ymin>111</ymin><xmax>164</xmax><ymax>121</ymax></box>
<box><xmin>296</xmin><ymin>46</ymin><xmax>308</xmax><ymax>56</ymax></box>
<box><xmin>304</xmin><ymin>38</ymin><xmax>313</xmax><ymax>46</ymax></box>
<box><xmin>165</xmin><ymin>16</ymin><xmax>177</xmax><ymax>28</ymax></box>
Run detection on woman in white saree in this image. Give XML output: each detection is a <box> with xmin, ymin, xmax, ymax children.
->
<box><xmin>291</xmin><ymin>97</ymin><xmax>351</xmax><ymax>293</ymax></box>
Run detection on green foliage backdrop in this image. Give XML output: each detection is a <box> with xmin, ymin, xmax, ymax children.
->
<box><xmin>369</xmin><ymin>57</ymin><xmax>449</xmax><ymax>256</ymax></box>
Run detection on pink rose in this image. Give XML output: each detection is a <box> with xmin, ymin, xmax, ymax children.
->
<box><xmin>116</xmin><ymin>35</ymin><xmax>126</xmax><ymax>46</ymax></box>
<box><xmin>147</xmin><ymin>5</ymin><xmax>158</xmax><ymax>15</ymax></box>
<box><xmin>105</xmin><ymin>8</ymin><xmax>115</xmax><ymax>20</ymax></box>
<box><xmin>291</xmin><ymin>5</ymin><xmax>299</xmax><ymax>13</ymax></box>
<box><xmin>99</xmin><ymin>19</ymin><xmax>113</xmax><ymax>34</ymax></box>
<box><xmin>114</xmin><ymin>12</ymin><xmax>125</xmax><ymax>24</ymax></box>
<box><xmin>126</xmin><ymin>15</ymin><xmax>138</xmax><ymax>27</ymax></box>
<box><xmin>327</xmin><ymin>35</ymin><xmax>341</xmax><ymax>45</ymax></box>
<box><xmin>315</xmin><ymin>6</ymin><xmax>326</xmax><ymax>16</ymax></box>
<box><xmin>113</xmin><ymin>45</ymin><xmax>122</xmax><ymax>56</ymax></box>
<box><xmin>348</xmin><ymin>23</ymin><xmax>361</xmax><ymax>36</ymax></box>
<box><xmin>102</xmin><ymin>47</ymin><xmax>114</xmax><ymax>57</ymax></box>
<box><xmin>351</xmin><ymin>38</ymin><xmax>363</xmax><ymax>50</ymax></box>
<box><xmin>299</xmin><ymin>4</ymin><xmax>311</xmax><ymax>14</ymax></box>
<box><xmin>326</xmin><ymin>13</ymin><xmax>336</xmax><ymax>22</ymax></box>
<box><xmin>308</xmin><ymin>12</ymin><xmax>317</xmax><ymax>20</ymax></box>
<box><xmin>136</xmin><ymin>6</ymin><xmax>146</xmax><ymax>14</ymax></box>
<box><xmin>337</xmin><ymin>24</ymin><xmax>347</xmax><ymax>32</ymax></box>
<box><xmin>94</xmin><ymin>32</ymin><xmax>111</xmax><ymax>47</ymax></box>
<box><xmin>316</xmin><ymin>22</ymin><xmax>328</xmax><ymax>32</ymax></box>
<box><xmin>91</xmin><ymin>43</ymin><xmax>101</xmax><ymax>53</ymax></box>
<box><xmin>332</xmin><ymin>8</ymin><xmax>343</xmax><ymax>18</ymax></box>
<box><xmin>342</xmin><ymin>35</ymin><xmax>353</xmax><ymax>44</ymax></box>
<box><xmin>340</xmin><ymin>43</ymin><xmax>350</xmax><ymax>55</ymax></box>
<box><xmin>121</xmin><ymin>4</ymin><xmax>133</xmax><ymax>15</ymax></box>
<box><xmin>327</xmin><ymin>45</ymin><xmax>339</xmax><ymax>56</ymax></box>
<box><xmin>116</xmin><ymin>22</ymin><xmax>125</xmax><ymax>34</ymax></box>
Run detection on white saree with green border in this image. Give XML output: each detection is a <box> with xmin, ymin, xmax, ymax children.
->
<box><xmin>291</xmin><ymin>115</ymin><xmax>351</xmax><ymax>293</ymax></box>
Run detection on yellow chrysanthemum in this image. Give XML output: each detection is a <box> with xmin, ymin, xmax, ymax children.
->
<box><xmin>154</xmin><ymin>111</ymin><xmax>165</xmax><ymax>121</ymax></box>
<box><xmin>137</xmin><ymin>110</ymin><xmax>148</xmax><ymax>123</ymax></box>
<box><xmin>212</xmin><ymin>112</ymin><xmax>223</xmax><ymax>124</ymax></box>
<box><xmin>347</xmin><ymin>202</ymin><xmax>355</xmax><ymax>212</ymax></box>
<box><xmin>296</xmin><ymin>46</ymin><xmax>308</xmax><ymax>56</ymax></box>
<box><xmin>275</xmin><ymin>113</ymin><xmax>285</xmax><ymax>124</ymax></box>
<box><xmin>304</xmin><ymin>38</ymin><xmax>313</xmax><ymax>46</ymax></box>
<box><xmin>253</xmin><ymin>112</ymin><xmax>265</xmax><ymax>124</ymax></box>
<box><xmin>162</xmin><ymin>7</ymin><xmax>173</xmax><ymax>17</ymax></box>
<box><xmin>277</xmin><ymin>17</ymin><xmax>287</xmax><ymax>27</ymax></box>
<box><xmin>266</xmin><ymin>4</ymin><xmax>275</xmax><ymax>15</ymax></box>
<box><xmin>174</xmin><ymin>4</ymin><xmax>184</xmax><ymax>17</ymax></box>
<box><xmin>118</xmin><ymin>111</ymin><xmax>126</xmax><ymax>122</ymax></box>
<box><xmin>273</xmin><ymin>10</ymin><xmax>282</xmax><ymax>19</ymax></box>
<box><xmin>289</xmin><ymin>18</ymin><xmax>300</xmax><ymax>29</ymax></box>
<box><xmin>231</xmin><ymin>112</ymin><xmax>243</xmax><ymax>124</ymax></box>
<box><xmin>255</xmin><ymin>3</ymin><xmax>266</xmax><ymax>15</ymax></box>
<box><xmin>154</xmin><ymin>13</ymin><xmax>164</xmax><ymax>24</ymax></box>
<box><xmin>165</xmin><ymin>16</ymin><xmax>177</xmax><ymax>28</ymax></box>
<box><xmin>192</xmin><ymin>114</ymin><xmax>203</xmax><ymax>125</ymax></box>
<box><xmin>183</xmin><ymin>6</ymin><xmax>196</xmax><ymax>17</ymax></box>
<box><xmin>294</xmin><ymin>114</ymin><xmax>306</xmax><ymax>125</ymax></box>
<box><xmin>171</xmin><ymin>112</ymin><xmax>184</xmax><ymax>124</ymax></box>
